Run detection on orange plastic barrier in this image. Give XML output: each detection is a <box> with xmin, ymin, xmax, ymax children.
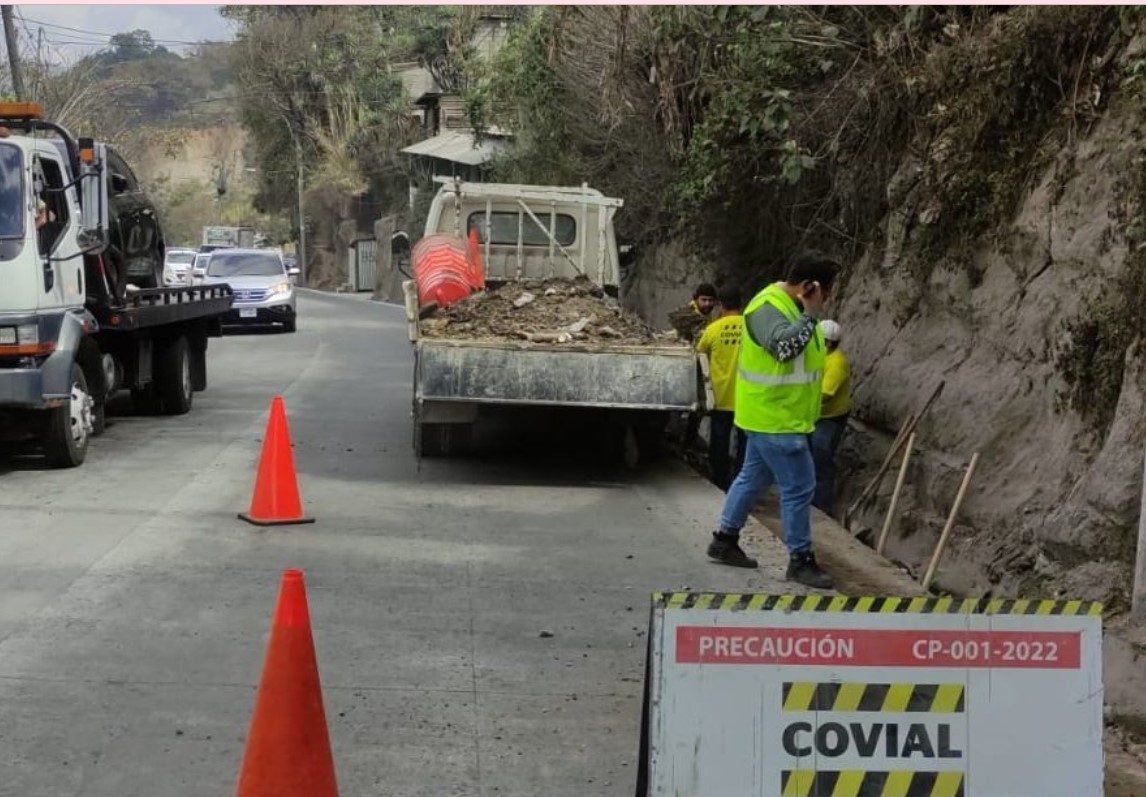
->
<box><xmin>412</xmin><ymin>230</ymin><xmax>485</xmax><ymax>308</ymax></box>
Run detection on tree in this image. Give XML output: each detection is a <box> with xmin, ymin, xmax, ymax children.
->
<box><xmin>104</xmin><ymin>29</ymin><xmax>172</xmax><ymax>64</ymax></box>
<box><xmin>227</xmin><ymin>6</ymin><xmax>452</xmax><ymax>216</ymax></box>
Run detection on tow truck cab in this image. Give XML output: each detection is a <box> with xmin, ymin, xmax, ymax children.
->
<box><xmin>0</xmin><ymin>102</ymin><xmax>232</xmax><ymax>467</ymax></box>
<box><xmin>0</xmin><ymin>102</ymin><xmax>111</xmax><ymax>401</ymax></box>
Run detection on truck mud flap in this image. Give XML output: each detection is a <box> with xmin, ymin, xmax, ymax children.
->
<box><xmin>40</xmin><ymin>311</ymin><xmax>86</xmax><ymax>399</ymax></box>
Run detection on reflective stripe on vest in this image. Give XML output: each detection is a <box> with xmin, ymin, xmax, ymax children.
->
<box><xmin>738</xmin><ymin>353</ymin><xmax>821</xmax><ymax>386</ymax></box>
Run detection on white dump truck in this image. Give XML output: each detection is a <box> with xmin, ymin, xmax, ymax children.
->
<box><xmin>404</xmin><ymin>178</ymin><xmax>700</xmax><ymax>460</ymax></box>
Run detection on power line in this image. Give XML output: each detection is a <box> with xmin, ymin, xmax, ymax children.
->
<box><xmin>19</xmin><ymin>15</ymin><xmax>232</xmax><ymax>48</ymax></box>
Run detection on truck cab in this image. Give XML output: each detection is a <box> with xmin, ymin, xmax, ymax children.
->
<box><xmin>0</xmin><ymin>102</ymin><xmax>232</xmax><ymax>467</ymax></box>
<box><xmin>0</xmin><ymin>128</ymin><xmax>87</xmax><ymax>315</ymax></box>
<box><xmin>423</xmin><ymin>178</ymin><xmax>624</xmax><ymax>294</ymax></box>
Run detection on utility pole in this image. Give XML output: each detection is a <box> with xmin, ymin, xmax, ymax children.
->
<box><xmin>1</xmin><ymin>6</ymin><xmax>24</xmax><ymax>101</ymax></box>
<box><xmin>292</xmin><ymin>131</ymin><xmax>306</xmax><ymax>286</ymax></box>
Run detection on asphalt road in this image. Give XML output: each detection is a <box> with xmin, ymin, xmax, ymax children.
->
<box><xmin>0</xmin><ymin>290</ymin><xmax>797</xmax><ymax>797</ymax></box>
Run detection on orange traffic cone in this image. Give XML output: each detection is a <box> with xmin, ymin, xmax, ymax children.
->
<box><xmin>235</xmin><ymin>569</ymin><xmax>339</xmax><ymax>797</ymax></box>
<box><xmin>239</xmin><ymin>396</ymin><xmax>314</xmax><ymax>526</ymax></box>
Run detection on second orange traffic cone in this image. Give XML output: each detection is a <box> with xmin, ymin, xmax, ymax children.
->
<box><xmin>239</xmin><ymin>395</ymin><xmax>314</xmax><ymax>526</ymax></box>
<box><xmin>235</xmin><ymin>569</ymin><xmax>339</xmax><ymax>797</ymax></box>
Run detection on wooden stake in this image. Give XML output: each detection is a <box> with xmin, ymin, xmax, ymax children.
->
<box><xmin>1132</xmin><ymin>446</ymin><xmax>1146</xmax><ymax>624</ymax></box>
<box><xmin>922</xmin><ymin>452</ymin><xmax>980</xmax><ymax>592</ymax></box>
<box><xmin>846</xmin><ymin>380</ymin><xmax>945</xmax><ymax>526</ymax></box>
<box><xmin>876</xmin><ymin>432</ymin><xmax>916</xmax><ymax>556</ymax></box>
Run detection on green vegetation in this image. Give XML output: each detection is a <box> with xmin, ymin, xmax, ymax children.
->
<box><xmin>466</xmin><ymin>7</ymin><xmax>1131</xmax><ymax>296</ymax></box>
<box><xmin>23</xmin><ymin>28</ymin><xmax>233</xmax><ymax>160</ymax></box>
<box><xmin>1056</xmin><ymin>159</ymin><xmax>1146</xmax><ymax>436</ymax></box>
<box><xmin>224</xmin><ymin>6</ymin><xmax>464</xmax><ymax>222</ymax></box>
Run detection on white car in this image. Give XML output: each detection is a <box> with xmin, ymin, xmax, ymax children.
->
<box><xmin>198</xmin><ymin>248</ymin><xmax>299</xmax><ymax>333</ymax></box>
<box><xmin>163</xmin><ymin>247</ymin><xmax>197</xmax><ymax>286</ymax></box>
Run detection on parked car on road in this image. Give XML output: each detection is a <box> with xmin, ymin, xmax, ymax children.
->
<box><xmin>163</xmin><ymin>247</ymin><xmax>197</xmax><ymax>286</ymax></box>
<box><xmin>198</xmin><ymin>248</ymin><xmax>299</xmax><ymax>332</ymax></box>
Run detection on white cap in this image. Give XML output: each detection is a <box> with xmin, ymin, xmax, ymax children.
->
<box><xmin>820</xmin><ymin>319</ymin><xmax>841</xmax><ymax>342</ymax></box>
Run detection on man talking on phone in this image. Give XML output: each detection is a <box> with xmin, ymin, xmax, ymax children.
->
<box><xmin>705</xmin><ymin>251</ymin><xmax>839</xmax><ymax>589</ymax></box>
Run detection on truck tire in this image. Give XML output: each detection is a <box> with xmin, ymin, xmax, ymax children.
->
<box><xmin>43</xmin><ymin>363</ymin><xmax>93</xmax><ymax>468</ymax></box>
<box><xmin>419</xmin><ymin>422</ymin><xmax>472</xmax><ymax>457</ymax></box>
<box><xmin>156</xmin><ymin>336</ymin><xmax>193</xmax><ymax>415</ymax></box>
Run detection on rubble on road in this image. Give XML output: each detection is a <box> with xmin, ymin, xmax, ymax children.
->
<box><xmin>419</xmin><ymin>276</ymin><xmax>684</xmax><ymax>347</ymax></box>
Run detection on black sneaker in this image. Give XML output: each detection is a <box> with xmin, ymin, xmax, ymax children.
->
<box><xmin>787</xmin><ymin>551</ymin><xmax>834</xmax><ymax>589</ymax></box>
<box><xmin>707</xmin><ymin>532</ymin><xmax>758</xmax><ymax>569</ymax></box>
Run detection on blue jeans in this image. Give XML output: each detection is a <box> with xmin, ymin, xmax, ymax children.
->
<box><xmin>811</xmin><ymin>415</ymin><xmax>848</xmax><ymax>514</ymax></box>
<box><xmin>719</xmin><ymin>431</ymin><xmax>816</xmax><ymax>556</ymax></box>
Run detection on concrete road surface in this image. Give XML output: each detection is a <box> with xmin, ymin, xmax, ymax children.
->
<box><xmin>0</xmin><ymin>291</ymin><xmax>798</xmax><ymax>797</ymax></box>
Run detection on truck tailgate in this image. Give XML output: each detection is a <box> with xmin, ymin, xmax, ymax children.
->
<box><xmin>416</xmin><ymin>339</ymin><xmax>699</xmax><ymax>411</ymax></box>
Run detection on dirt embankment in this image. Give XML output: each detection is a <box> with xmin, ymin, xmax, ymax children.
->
<box><xmin>420</xmin><ymin>277</ymin><xmax>686</xmax><ymax>348</ymax></box>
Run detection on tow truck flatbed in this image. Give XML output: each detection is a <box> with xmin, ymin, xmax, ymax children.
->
<box><xmin>89</xmin><ymin>285</ymin><xmax>234</xmax><ymax>331</ymax></box>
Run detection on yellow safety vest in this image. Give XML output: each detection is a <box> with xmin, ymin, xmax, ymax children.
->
<box><xmin>734</xmin><ymin>282</ymin><xmax>826</xmax><ymax>434</ymax></box>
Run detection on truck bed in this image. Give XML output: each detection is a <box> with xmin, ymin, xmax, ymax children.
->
<box><xmin>415</xmin><ymin>336</ymin><xmax>699</xmax><ymax>412</ymax></box>
<box><xmin>88</xmin><ymin>285</ymin><xmax>234</xmax><ymax>331</ymax></box>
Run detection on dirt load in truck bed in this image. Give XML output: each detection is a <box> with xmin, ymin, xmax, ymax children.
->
<box><xmin>419</xmin><ymin>277</ymin><xmax>685</xmax><ymax>347</ymax></box>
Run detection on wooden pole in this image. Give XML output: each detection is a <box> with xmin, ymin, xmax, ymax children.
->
<box><xmin>922</xmin><ymin>452</ymin><xmax>980</xmax><ymax>592</ymax></box>
<box><xmin>846</xmin><ymin>380</ymin><xmax>945</xmax><ymax>526</ymax></box>
<box><xmin>1</xmin><ymin>6</ymin><xmax>25</xmax><ymax>101</ymax></box>
<box><xmin>876</xmin><ymin>432</ymin><xmax>916</xmax><ymax>555</ymax></box>
<box><xmin>1132</xmin><ymin>446</ymin><xmax>1146</xmax><ymax>624</ymax></box>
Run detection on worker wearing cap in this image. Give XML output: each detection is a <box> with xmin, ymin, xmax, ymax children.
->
<box><xmin>811</xmin><ymin>319</ymin><xmax>851</xmax><ymax>514</ymax></box>
<box><xmin>695</xmin><ymin>285</ymin><xmax>746</xmax><ymax>492</ymax></box>
<box><xmin>668</xmin><ymin>283</ymin><xmax>717</xmax><ymax>343</ymax></box>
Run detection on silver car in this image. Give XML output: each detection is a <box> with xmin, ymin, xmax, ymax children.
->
<box><xmin>197</xmin><ymin>248</ymin><xmax>299</xmax><ymax>333</ymax></box>
<box><xmin>163</xmin><ymin>247</ymin><xmax>197</xmax><ymax>286</ymax></box>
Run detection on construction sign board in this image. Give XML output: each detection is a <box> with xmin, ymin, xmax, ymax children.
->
<box><xmin>637</xmin><ymin>594</ymin><xmax>1103</xmax><ymax>797</ymax></box>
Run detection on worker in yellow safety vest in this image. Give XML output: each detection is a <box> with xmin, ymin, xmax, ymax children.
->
<box><xmin>706</xmin><ymin>252</ymin><xmax>839</xmax><ymax>589</ymax></box>
<box><xmin>811</xmin><ymin>319</ymin><xmax>851</xmax><ymax>515</ymax></box>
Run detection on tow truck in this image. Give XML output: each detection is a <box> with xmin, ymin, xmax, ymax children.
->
<box><xmin>0</xmin><ymin>102</ymin><xmax>233</xmax><ymax>467</ymax></box>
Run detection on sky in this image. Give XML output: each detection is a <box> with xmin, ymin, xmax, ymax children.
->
<box><xmin>12</xmin><ymin>5</ymin><xmax>236</xmax><ymax>64</ymax></box>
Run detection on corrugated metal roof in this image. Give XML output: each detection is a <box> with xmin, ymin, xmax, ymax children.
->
<box><xmin>400</xmin><ymin>131</ymin><xmax>509</xmax><ymax>167</ymax></box>
<box><xmin>396</xmin><ymin>65</ymin><xmax>440</xmax><ymax>103</ymax></box>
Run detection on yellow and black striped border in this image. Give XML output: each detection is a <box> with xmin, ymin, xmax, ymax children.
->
<box><xmin>653</xmin><ymin>592</ymin><xmax>1103</xmax><ymax>616</ymax></box>
<box><xmin>781</xmin><ymin>769</ymin><xmax>964</xmax><ymax>797</ymax></box>
<box><xmin>782</xmin><ymin>682</ymin><xmax>965</xmax><ymax>713</ymax></box>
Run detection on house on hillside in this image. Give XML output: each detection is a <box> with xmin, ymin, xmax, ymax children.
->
<box><xmin>399</xmin><ymin>10</ymin><xmax>518</xmax><ymax>211</ymax></box>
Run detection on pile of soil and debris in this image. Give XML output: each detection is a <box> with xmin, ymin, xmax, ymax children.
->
<box><xmin>419</xmin><ymin>277</ymin><xmax>684</xmax><ymax>347</ymax></box>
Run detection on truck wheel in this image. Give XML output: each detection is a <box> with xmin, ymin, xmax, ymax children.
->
<box><xmin>620</xmin><ymin>415</ymin><xmax>667</xmax><ymax>470</ymax></box>
<box><xmin>156</xmin><ymin>336</ymin><xmax>193</xmax><ymax>415</ymax></box>
<box><xmin>43</xmin><ymin>363</ymin><xmax>93</xmax><ymax>468</ymax></box>
<box><xmin>419</xmin><ymin>422</ymin><xmax>472</xmax><ymax>457</ymax></box>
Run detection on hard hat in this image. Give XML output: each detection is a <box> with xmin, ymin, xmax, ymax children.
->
<box><xmin>820</xmin><ymin>319</ymin><xmax>841</xmax><ymax>342</ymax></box>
